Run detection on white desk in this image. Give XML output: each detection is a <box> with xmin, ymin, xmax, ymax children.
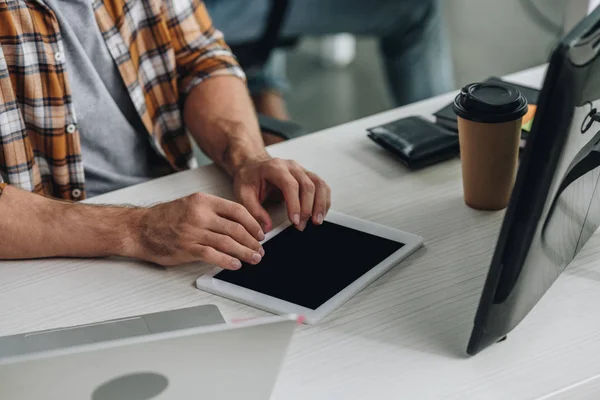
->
<box><xmin>2</xmin><ymin>65</ymin><xmax>600</xmax><ymax>399</ymax></box>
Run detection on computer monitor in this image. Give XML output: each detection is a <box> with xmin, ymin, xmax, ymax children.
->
<box><xmin>468</xmin><ymin>6</ymin><xmax>600</xmax><ymax>356</ymax></box>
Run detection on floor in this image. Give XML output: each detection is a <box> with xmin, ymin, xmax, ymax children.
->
<box><xmin>284</xmin><ymin>38</ymin><xmax>391</xmax><ymax>134</ymax></box>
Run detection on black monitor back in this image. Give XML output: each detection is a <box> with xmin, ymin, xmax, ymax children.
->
<box><xmin>468</xmin><ymin>7</ymin><xmax>600</xmax><ymax>356</ymax></box>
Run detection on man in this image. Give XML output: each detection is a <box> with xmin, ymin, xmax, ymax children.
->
<box><xmin>0</xmin><ymin>0</ymin><xmax>330</xmax><ymax>269</ymax></box>
<box><xmin>206</xmin><ymin>0</ymin><xmax>455</xmax><ymax>121</ymax></box>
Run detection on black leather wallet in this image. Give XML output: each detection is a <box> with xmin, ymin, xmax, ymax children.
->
<box><xmin>367</xmin><ymin>116</ymin><xmax>459</xmax><ymax>169</ymax></box>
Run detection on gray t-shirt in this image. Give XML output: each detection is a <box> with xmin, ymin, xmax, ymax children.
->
<box><xmin>44</xmin><ymin>0</ymin><xmax>173</xmax><ymax>197</ymax></box>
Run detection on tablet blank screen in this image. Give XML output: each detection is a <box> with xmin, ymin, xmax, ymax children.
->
<box><xmin>213</xmin><ymin>221</ymin><xmax>404</xmax><ymax>310</ymax></box>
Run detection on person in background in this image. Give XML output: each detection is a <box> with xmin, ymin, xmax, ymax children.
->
<box><xmin>206</xmin><ymin>0</ymin><xmax>454</xmax><ymax>124</ymax></box>
<box><xmin>0</xmin><ymin>0</ymin><xmax>330</xmax><ymax>269</ymax></box>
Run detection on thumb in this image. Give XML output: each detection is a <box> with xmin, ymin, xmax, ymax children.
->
<box><xmin>237</xmin><ymin>185</ymin><xmax>273</xmax><ymax>233</ymax></box>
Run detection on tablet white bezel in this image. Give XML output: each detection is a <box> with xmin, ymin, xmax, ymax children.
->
<box><xmin>195</xmin><ymin>210</ymin><xmax>423</xmax><ymax>324</ymax></box>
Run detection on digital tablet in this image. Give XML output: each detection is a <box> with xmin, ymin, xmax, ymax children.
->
<box><xmin>196</xmin><ymin>211</ymin><xmax>423</xmax><ymax>324</ymax></box>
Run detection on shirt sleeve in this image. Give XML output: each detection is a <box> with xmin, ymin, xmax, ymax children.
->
<box><xmin>162</xmin><ymin>0</ymin><xmax>246</xmax><ymax>97</ymax></box>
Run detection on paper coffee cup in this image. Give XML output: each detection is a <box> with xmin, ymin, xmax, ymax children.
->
<box><xmin>453</xmin><ymin>82</ymin><xmax>528</xmax><ymax>211</ymax></box>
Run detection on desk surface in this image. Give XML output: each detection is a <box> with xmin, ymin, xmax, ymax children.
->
<box><xmin>2</xmin><ymin>65</ymin><xmax>600</xmax><ymax>399</ymax></box>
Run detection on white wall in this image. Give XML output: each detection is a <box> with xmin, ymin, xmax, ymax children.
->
<box><xmin>443</xmin><ymin>0</ymin><xmax>566</xmax><ymax>86</ymax></box>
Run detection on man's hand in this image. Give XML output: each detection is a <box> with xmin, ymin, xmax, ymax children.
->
<box><xmin>0</xmin><ymin>186</ymin><xmax>264</xmax><ymax>269</ymax></box>
<box><xmin>183</xmin><ymin>77</ymin><xmax>332</xmax><ymax>231</ymax></box>
<box><xmin>233</xmin><ymin>157</ymin><xmax>331</xmax><ymax>232</ymax></box>
<box><xmin>127</xmin><ymin>193</ymin><xmax>265</xmax><ymax>269</ymax></box>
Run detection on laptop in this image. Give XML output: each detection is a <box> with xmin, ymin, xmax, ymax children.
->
<box><xmin>0</xmin><ymin>305</ymin><xmax>225</xmax><ymax>358</ymax></box>
<box><xmin>0</xmin><ymin>306</ymin><xmax>297</xmax><ymax>399</ymax></box>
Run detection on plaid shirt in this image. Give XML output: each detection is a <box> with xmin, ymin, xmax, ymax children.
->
<box><xmin>0</xmin><ymin>0</ymin><xmax>244</xmax><ymax>200</ymax></box>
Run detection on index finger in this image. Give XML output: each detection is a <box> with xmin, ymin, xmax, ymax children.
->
<box><xmin>306</xmin><ymin>171</ymin><xmax>331</xmax><ymax>225</ymax></box>
<box><xmin>236</xmin><ymin>184</ymin><xmax>273</xmax><ymax>233</ymax></box>
<box><xmin>213</xmin><ymin>198</ymin><xmax>264</xmax><ymax>241</ymax></box>
<box><xmin>264</xmin><ymin>168</ymin><xmax>302</xmax><ymax>227</ymax></box>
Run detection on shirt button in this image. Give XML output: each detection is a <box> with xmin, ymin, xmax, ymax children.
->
<box><xmin>54</xmin><ymin>51</ymin><xmax>64</xmax><ymax>62</ymax></box>
<box><xmin>71</xmin><ymin>188</ymin><xmax>82</xmax><ymax>199</ymax></box>
<box><xmin>66</xmin><ymin>124</ymin><xmax>77</xmax><ymax>134</ymax></box>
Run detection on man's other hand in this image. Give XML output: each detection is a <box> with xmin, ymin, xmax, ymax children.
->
<box><xmin>128</xmin><ymin>193</ymin><xmax>265</xmax><ymax>269</ymax></box>
<box><xmin>233</xmin><ymin>157</ymin><xmax>331</xmax><ymax>233</ymax></box>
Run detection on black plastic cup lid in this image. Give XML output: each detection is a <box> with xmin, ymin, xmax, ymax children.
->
<box><xmin>453</xmin><ymin>82</ymin><xmax>528</xmax><ymax>123</ymax></box>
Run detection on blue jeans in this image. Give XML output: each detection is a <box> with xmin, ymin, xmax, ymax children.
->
<box><xmin>205</xmin><ymin>0</ymin><xmax>454</xmax><ymax>107</ymax></box>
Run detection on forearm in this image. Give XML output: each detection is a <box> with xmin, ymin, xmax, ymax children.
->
<box><xmin>184</xmin><ymin>76</ymin><xmax>269</xmax><ymax>176</ymax></box>
<box><xmin>0</xmin><ymin>186</ymin><xmax>141</xmax><ymax>259</ymax></box>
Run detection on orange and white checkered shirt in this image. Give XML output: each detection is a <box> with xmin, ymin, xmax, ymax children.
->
<box><xmin>0</xmin><ymin>0</ymin><xmax>244</xmax><ymax>200</ymax></box>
